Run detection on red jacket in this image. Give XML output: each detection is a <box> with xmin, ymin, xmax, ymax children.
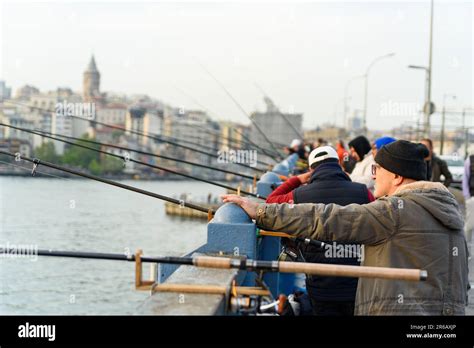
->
<box><xmin>266</xmin><ymin>176</ymin><xmax>375</xmax><ymax>204</ymax></box>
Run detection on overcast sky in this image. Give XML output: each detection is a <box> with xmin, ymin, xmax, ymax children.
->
<box><xmin>1</xmin><ymin>0</ymin><xmax>472</xmax><ymax>131</ymax></box>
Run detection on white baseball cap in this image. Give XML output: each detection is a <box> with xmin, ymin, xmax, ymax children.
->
<box><xmin>308</xmin><ymin>146</ymin><xmax>339</xmax><ymax>168</ymax></box>
<box><xmin>290</xmin><ymin>139</ymin><xmax>302</xmax><ymax>148</ymax></box>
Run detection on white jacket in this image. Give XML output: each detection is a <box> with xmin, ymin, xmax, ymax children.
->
<box><xmin>350</xmin><ymin>152</ymin><xmax>375</xmax><ymax>191</ymax></box>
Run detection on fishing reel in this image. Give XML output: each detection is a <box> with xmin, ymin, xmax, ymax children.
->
<box><xmin>230</xmin><ymin>293</ymin><xmax>288</xmax><ymax>316</ymax></box>
<box><xmin>278</xmin><ymin>239</ymin><xmax>306</xmax><ymax>262</ymax></box>
<box><xmin>228</xmin><ymin>276</ymin><xmax>289</xmax><ymax>316</ymax></box>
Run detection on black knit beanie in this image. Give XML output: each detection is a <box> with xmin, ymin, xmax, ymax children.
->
<box><xmin>374</xmin><ymin>140</ymin><xmax>429</xmax><ymax>180</ymax></box>
<box><xmin>348</xmin><ymin>136</ymin><xmax>371</xmax><ymax>160</ymax></box>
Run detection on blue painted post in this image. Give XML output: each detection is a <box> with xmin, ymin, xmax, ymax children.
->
<box><xmin>206</xmin><ymin>203</ymin><xmax>257</xmax><ymax>285</ymax></box>
<box><xmin>158</xmin><ymin>203</ymin><xmax>256</xmax><ymax>285</ymax></box>
<box><xmin>256</xmin><ymin>153</ymin><xmax>303</xmax><ymax>297</ymax></box>
<box><xmin>158</xmin><ymin>153</ymin><xmax>303</xmax><ymax>295</ymax></box>
<box><xmin>256</xmin><ymin>171</ymin><xmax>283</xmax><ymax>296</ymax></box>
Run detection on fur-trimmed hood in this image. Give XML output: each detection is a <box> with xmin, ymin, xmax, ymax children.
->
<box><xmin>392</xmin><ymin>180</ymin><xmax>463</xmax><ymax>231</ymax></box>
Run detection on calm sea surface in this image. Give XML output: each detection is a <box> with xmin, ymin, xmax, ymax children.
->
<box><xmin>0</xmin><ymin>177</ymin><xmax>225</xmax><ymax>314</ymax></box>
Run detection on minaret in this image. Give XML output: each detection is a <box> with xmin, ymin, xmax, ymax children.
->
<box><xmin>83</xmin><ymin>55</ymin><xmax>100</xmax><ymax>102</ymax></box>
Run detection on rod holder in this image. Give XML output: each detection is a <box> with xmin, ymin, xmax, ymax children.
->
<box><xmin>135</xmin><ymin>249</ymin><xmax>155</xmax><ymax>291</ymax></box>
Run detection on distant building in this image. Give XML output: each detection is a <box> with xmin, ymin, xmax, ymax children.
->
<box><xmin>83</xmin><ymin>55</ymin><xmax>101</xmax><ymax>103</ymax></box>
<box><xmin>0</xmin><ymin>139</ymin><xmax>32</xmax><ymax>158</ymax></box>
<box><xmin>28</xmin><ymin>88</ymin><xmax>88</xmax><ymax>150</ymax></box>
<box><xmin>29</xmin><ymin>88</ymin><xmax>77</xmax><ymax>111</ymax></box>
<box><xmin>1</xmin><ymin>100</ymin><xmax>51</xmax><ymax>149</ymax></box>
<box><xmin>218</xmin><ymin>121</ymin><xmax>249</xmax><ymax>150</ymax></box>
<box><xmin>0</xmin><ymin>81</ymin><xmax>12</xmax><ymax>101</ymax></box>
<box><xmin>249</xmin><ymin>96</ymin><xmax>302</xmax><ymax>154</ymax></box>
<box><xmin>163</xmin><ymin>109</ymin><xmax>218</xmax><ymax>170</ymax></box>
<box><xmin>304</xmin><ymin>126</ymin><xmax>347</xmax><ymax>146</ymax></box>
<box><xmin>347</xmin><ymin>115</ymin><xmax>363</xmax><ymax>132</ymax></box>
<box><xmin>15</xmin><ymin>85</ymin><xmax>40</xmax><ymax>101</ymax></box>
<box><xmin>51</xmin><ymin>110</ymin><xmax>73</xmax><ymax>155</ymax></box>
<box><xmin>125</xmin><ymin>103</ymin><xmax>164</xmax><ymax>150</ymax></box>
<box><xmin>96</xmin><ymin>102</ymin><xmax>128</xmax><ymax>127</ymax></box>
<box><xmin>0</xmin><ymin>107</ymin><xmax>35</xmax><ymax>151</ymax></box>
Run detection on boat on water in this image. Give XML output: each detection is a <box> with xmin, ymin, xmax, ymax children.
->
<box><xmin>164</xmin><ymin>193</ymin><xmax>221</xmax><ymax>219</ymax></box>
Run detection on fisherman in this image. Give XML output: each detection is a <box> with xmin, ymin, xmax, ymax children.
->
<box><xmin>462</xmin><ymin>154</ymin><xmax>474</xmax><ymax>242</ymax></box>
<box><xmin>372</xmin><ymin>136</ymin><xmax>396</xmax><ymax>158</ymax></box>
<box><xmin>336</xmin><ymin>140</ymin><xmax>356</xmax><ymax>174</ymax></box>
<box><xmin>420</xmin><ymin>138</ymin><xmax>453</xmax><ymax>187</ymax></box>
<box><xmin>222</xmin><ymin>140</ymin><xmax>469</xmax><ymax>315</ymax></box>
<box><xmin>287</xmin><ymin>139</ymin><xmax>308</xmax><ymax>175</ymax></box>
<box><xmin>336</xmin><ymin>140</ymin><xmax>347</xmax><ymax>163</ymax></box>
<box><xmin>288</xmin><ymin>139</ymin><xmax>304</xmax><ymax>156</ymax></box>
<box><xmin>348</xmin><ymin>135</ymin><xmax>375</xmax><ymax>191</ymax></box>
<box><xmin>313</xmin><ymin>138</ymin><xmax>328</xmax><ymax>149</ymax></box>
<box><xmin>266</xmin><ymin>146</ymin><xmax>374</xmax><ymax>315</ymax></box>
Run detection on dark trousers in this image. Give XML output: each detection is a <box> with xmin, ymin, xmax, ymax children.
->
<box><xmin>311</xmin><ymin>300</ymin><xmax>355</xmax><ymax>316</ymax></box>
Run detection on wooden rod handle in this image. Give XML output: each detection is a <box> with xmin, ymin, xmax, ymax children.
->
<box><xmin>278</xmin><ymin>261</ymin><xmax>427</xmax><ymax>281</ymax></box>
<box><xmin>259</xmin><ymin>230</ymin><xmax>292</xmax><ymax>238</ymax></box>
<box><xmin>153</xmin><ymin>283</ymin><xmax>271</xmax><ymax>296</ymax></box>
<box><xmin>194</xmin><ymin>256</ymin><xmax>232</xmax><ymax>269</ymax></box>
<box><xmin>154</xmin><ymin>283</ymin><xmax>226</xmax><ymax>294</ymax></box>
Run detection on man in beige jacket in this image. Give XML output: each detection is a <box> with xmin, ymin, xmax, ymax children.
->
<box><xmin>348</xmin><ymin>135</ymin><xmax>375</xmax><ymax>191</ymax></box>
<box><xmin>222</xmin><ymin>140</ymin><xmax>469</xmax><ymax>315</ymax></box>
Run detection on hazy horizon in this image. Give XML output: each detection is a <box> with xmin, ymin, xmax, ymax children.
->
<box><xmin>1</xmin><ymin>0</ymin><xmax>472</xmax><ymax>132</ymax></box>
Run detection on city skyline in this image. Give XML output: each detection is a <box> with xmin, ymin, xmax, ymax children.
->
<box><xmin>1</xmin><ymin>0</ymin><xmax>472</xmax><ymax>132</ymax></box>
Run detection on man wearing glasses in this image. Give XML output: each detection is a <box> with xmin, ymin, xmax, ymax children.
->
<box><xmin>222</xmin><ymin>140</ymin><xmax>469</xmax><ymax>315</ymax></box>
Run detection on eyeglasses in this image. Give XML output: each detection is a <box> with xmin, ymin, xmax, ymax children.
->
<box><xmin>371</xmin><ymin>164</ymin><xmax>381</xmax><ymax>176</ymax></box>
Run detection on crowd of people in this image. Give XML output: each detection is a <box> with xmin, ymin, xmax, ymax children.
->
<box><xmin>222</xmin><ymin>135</ymin><xmax>473</xmax><ymax>316</ymax></box>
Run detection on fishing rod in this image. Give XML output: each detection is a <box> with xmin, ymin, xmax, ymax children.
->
<box><xmin>0</xmin><ymin>123</ymin><xmax>266</xmax><ymax>199</ymax></box>
<box><xmin>0</xmin><ymin>158</ymin><xmax>73</xmax><ymax>181</ymax></box>
<box><xmin>160</xmin><ymin>129</ymin><xmax>276</xmax><ymax>168</ymax></box>
<box><xmin>157</xmin><ymin>130</ymin><xmax>274</xmax><ymax>168</ymax></box>
<box><xmin>157</xmin><ymin>88</ymin><xmax>282</xmax><ymax>160</ymax></box>
<box><xmin>177</xmin><ymin>121</ymin><xmax>284</xmax><ymax>161</ymax></box>
<box><xmin>196</xmin><ymin>62</ymin><xmax>285</xmax><ymax>161</ymax></box>
<box><xmin>258</xmin><ymin>230</ymin><xmax>326</xmax><ymax>249</ymax></box>
<box><xmin>0</xmin><ymin>248</ymin><xmax>428</xmax><ymax>281</ymax></box>
<box><xmin>258</xmin><ymin>230</ymin><xmax>362</xmax><ymax>259</ymax></box>
<box><xmin>254</xmin><ymin>82</ymin><xmax>305</xmax><ymax>141</ymax></box>
<box><xmin>0</xmin><ymin>149</ymin><xmax>217</xmax><ymax>214</ymax></box>
<box><xmin>165</xmin><ymin>126</ymin><xmax>279</xmax><ymax>166</ymax></box>
<box><xmin>170</xmin><ymin>88</ymin><xmax>284</xmax><ymax>162</ymax></box>
<box><xmin>119</xmin><ymin>129</ymin><xmax>268</xmax><ymax>172</ymax></box>
<box><xmin>7</xmin><ymin>101</ymin><xmax>268</xmax><ymax>174</ymax></box>
<box><xmin>32</xmin><ymin>128</ymin><xmax>258</xmax><ymax>181</ymax></box>
<box><xmin>231</xmin><ymin>126</ymin><xmax>289</xmax><ymax>153</ymax></box>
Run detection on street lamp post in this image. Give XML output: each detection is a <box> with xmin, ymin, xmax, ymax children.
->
<box><xmin>407</xmin><ymin>1</ymin><xmax>434</xmax><ymax>138</ymax></box>
<box><xmin>427</xmin><ymin>0</ymin><xmax>435</xmax><ymax>138</ymax></box>
<box><xmin>363</xmin><ymin>52</ymin><xmax>396</xmax><ymax>136</ymax></box>
<box><xmin>407</xmin><ymin>65</ymin><xmax>431</xmax><ymax>139</ymax></box>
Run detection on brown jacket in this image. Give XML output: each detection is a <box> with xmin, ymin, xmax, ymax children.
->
<box><xmin>256</xmin><ymin>181</ymin><xmax>469</xmax><ymax>315</ymax></box>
